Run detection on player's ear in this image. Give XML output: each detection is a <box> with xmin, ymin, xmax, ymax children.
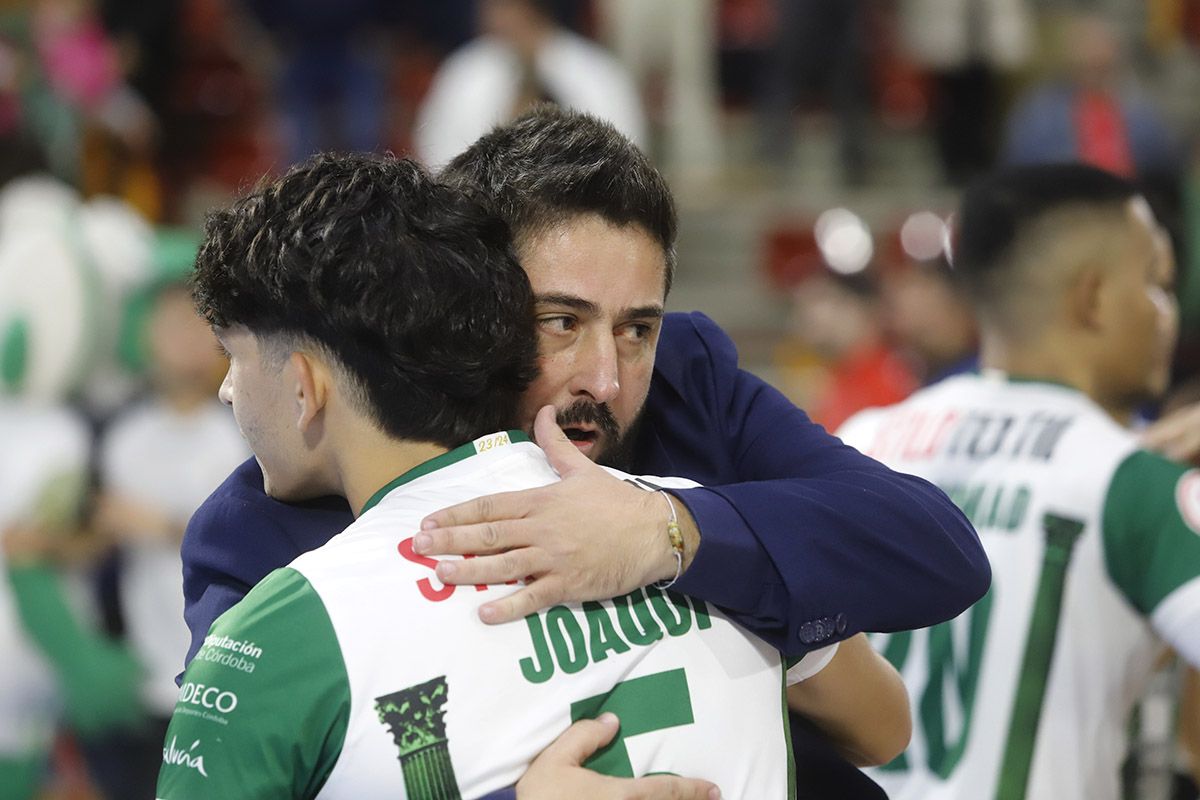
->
<box><xmin>290</xmin><ymin>351</ymin><xmax>328</xmax><ymax>433</ymax></box>
<box><xmin>1066</xmin><ymin>263</ymin><xmax>1105</xmax><ymax>332</ymax></box>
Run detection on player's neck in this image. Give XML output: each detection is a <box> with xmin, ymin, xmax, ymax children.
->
<box><xmin>1097</xmin><ymin>400</ymin><xmax>1137</xmax><ymax>428</ymax></box>
<box><xmin>331</xmin><ymin>424</ymin><xmax>449</xmax><ymax>517</ymax></box>
<box><xmin>979</xmin><ymin>329</ymin><xmax>1096</xmax><ymax>398</ymax></box>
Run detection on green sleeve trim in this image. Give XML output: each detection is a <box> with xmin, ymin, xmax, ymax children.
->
<box><xmin>157</xmin><ymin>568</ymin><xmax>350</xmax><ymax>800</ymax></box>
<box><xmin>1102</xmin><ymin>451</ymin><xmax>1200</xmax><ymax>614</ymax></box>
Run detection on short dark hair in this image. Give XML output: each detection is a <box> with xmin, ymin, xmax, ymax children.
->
<box><xmin>953</xmin><ymin>163</ymin><xmax>1141</xmax><ymax>301</ymax></box>
<box><xmin>192</xmin><ymin>153</ymin><xmax>538</xmax><ymax>447</ymax></box>
<box><xmin>440</xmin><ymin>105</ymin><xmax>678</xmax><ymax>295</ymax></box>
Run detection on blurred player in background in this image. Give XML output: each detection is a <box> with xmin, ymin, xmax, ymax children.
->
<box><xmin>0</xmin><ymin>392</ymin><xmax>142</xmax><ymax>800</ymax></box>
<box><xmin>838</xmin><ymin>163</ymin><xmax>1199</xmax><ymax>800</ymax></box>
<box><xmin>0</xmin><ymin>126</ymin><xmax>160</xmax><ymax>800</ymax></box>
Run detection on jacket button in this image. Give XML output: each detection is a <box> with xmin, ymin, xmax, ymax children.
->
<box><xmin>799</xmin><ymin>618</ymin><xmax>834</xmax><ymax>644</ymax></box>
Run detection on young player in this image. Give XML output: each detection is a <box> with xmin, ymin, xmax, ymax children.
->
<box><xmin>837</xmin><ymin>164</ymin><xmax>1199</xmax><ymax>800</ymax></box>
<box><xmin>158</xmin><ymin>153</ymin><xmax>909</xmax><ymax>799</ymax></box>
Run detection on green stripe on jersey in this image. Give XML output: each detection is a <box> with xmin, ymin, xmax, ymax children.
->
<box><xmin>782</xmin><ymin>666</ymin><xmax>797</xmax><ymax>800</ymax></box>
<box><xmin>361</xmin><ymin>430</ymin><xmax>530</xmax><ymax>513</ymax></box>
<box><xmin>157</xmin><ymin>568</ymin><xmax>350</xmax><ymax>800</ymax></box>
<box><xmin>995</xmin><ymin>513</ymin><xmax>1084</xmax><ymax>800</ymax></box>
<box><xmin>1103</xmin><ymin>451</ymin><xmax>1200</xmax><ymax>614</ymax></box>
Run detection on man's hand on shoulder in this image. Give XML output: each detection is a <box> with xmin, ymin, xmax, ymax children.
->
<box><xmin>1142</xmin><ymin>401</ymin><xmax>1200</xmax><ymax>465</ymax></box>
<box><xmin>517</xmin><ymin>714</ymin><xmax>720</xmax><ymax>800</ymax></box>
<box><xmin>416</xmin><ymin>406</ymin><xmax>698</xmax><ymax>624</ymax></box>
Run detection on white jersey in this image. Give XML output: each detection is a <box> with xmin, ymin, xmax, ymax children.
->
<box><xmin>100</xmin><ymin>399</ymin><xmax>248</xmax><ymax>714</ymax></box>
<box><xmin>837</xmin><ymin>372</ymin><xmax>1200</xmax><ymax>800</ymax></box>
<box><xmin>0</xmin><ymin>398</ymin><xmax>90</xmax><ymax>756</ymax></box>
<box><xmin>160</xmin><ymin>432</ymin><xmax>822</xmax><ymax>799</ymax></box>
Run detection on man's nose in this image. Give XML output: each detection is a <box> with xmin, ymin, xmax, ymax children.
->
<box><xmin>218</xmin><ymin>370</ymin><xmax>233</xmax><ymax>407</ymax></box>
<box><xmin>571</xmin><ymin>332</ymin><xmax>620</xmax><ymax>403</ymax></box>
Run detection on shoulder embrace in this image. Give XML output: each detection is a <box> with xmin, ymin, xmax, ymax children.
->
<box><xmin>657</xmin><ymin>312</ymin><xmax>738</xmax><ymax>375</ymax></box>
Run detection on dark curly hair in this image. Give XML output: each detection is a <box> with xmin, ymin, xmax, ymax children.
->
<box><xmin>441</xmin><ymin>105</ymin><xmax>678</xmax><ymax>296</ymax></box>
<box><xmin>192</xmin><ymin>153</ymin><xmax>538</xmax><ymax>447</ymax></box>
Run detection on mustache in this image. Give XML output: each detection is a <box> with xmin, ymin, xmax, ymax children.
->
<box><xmin>556</xmin><ymin>399</ymin><xmax>620</xmax><ymax>440</ymax></box>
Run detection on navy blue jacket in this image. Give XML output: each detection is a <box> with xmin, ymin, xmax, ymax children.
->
<box><xmin>180</xmin><ymin>311</ymin><xmax>988</xmax><ymax>798</ymax></box>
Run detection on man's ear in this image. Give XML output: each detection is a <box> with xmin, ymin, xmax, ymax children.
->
<box><xmin>1066</xmin><ymin>264</ymin><xmax>1106</xmax><ymax>332</ymax></box>
<box><xmin>290</xmin><ymin>351</ymin><xmax>328</xmax><ymax>433</ymax></box>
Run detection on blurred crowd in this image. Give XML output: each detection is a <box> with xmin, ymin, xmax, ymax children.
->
<box><xmin>3</xmin><ymin>0</ymin><xmax>1200</xmax><ymax>798</ymax></box>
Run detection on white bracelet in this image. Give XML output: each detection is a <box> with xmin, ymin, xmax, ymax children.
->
<box><xmin>652</xmin><ymin>490</ymin><xmax>684</xmax><ymax>590</ymax></box>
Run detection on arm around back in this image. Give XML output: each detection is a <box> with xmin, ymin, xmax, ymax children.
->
<box><xmin>786</xmin><ymin>634</ymin><xmax>911</xmax><ymax>767</ymax></box>
<box><xmin>180</xmin><ymin>457</ymin><xmax>354</xmax><ymax>667</ymax></box>
<box><xmin>649</xmin><ymin>312</ymin><xmax>989</xmax><ymax>656</ymax></box>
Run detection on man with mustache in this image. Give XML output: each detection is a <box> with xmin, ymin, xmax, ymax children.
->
<box><xmin>162</xmin><ymin>151</ymin><xmax>910</xmax><ymax>799</ymax></box>
<box><xmin>181</xmin><ymin>107</ymin><xmax>987</xmax><ymax>797</ymax></box>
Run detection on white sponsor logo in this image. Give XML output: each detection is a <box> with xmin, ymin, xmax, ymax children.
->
<box><xmin>178</xmin><ymin>682</ymin><xmax>239</xmax><ymax>714</ymax></box>
<box><xmin>198</xmin><ymin>647</ymin><xmax>255</xmax><ymax>673</ymax></box>
<box><xmin>202</xmin><ymin>634</ymin><xmax>263</xmax><ymax>660</ymax></box>
<box><xmin>162</xmin><ymin>737</ymin><xmax>209</xmax><ymax>778</ymax></box>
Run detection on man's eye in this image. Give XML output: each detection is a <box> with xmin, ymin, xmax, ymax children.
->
<box><xmin>538</xmin><ymin>316</ymin><xmax>575</xmax><ymax>334</ymax></box>
<box><xmin>620</xmin><ymin>323</ymin><xmax>653</xmax><ymax>342</ymax></box>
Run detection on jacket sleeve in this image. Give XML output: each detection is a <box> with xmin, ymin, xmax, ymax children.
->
<box><xmin>662</xmin><ymin>313</ymin><xmax>989</xmax><ymax>656</ymax></box>
<box><xmin>180</xmin><ymin>458</ymin><xmax>355</xmax><ymax>671</ymax></box>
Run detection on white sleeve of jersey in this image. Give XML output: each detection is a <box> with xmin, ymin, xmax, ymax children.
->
<box><xmin>786</xmin><ymin>642</ymin><xmax>839</xmax><ymax>686</ymax></box>
<box><xmin>1151</xmin><ymin>577</ymin><xmax>1200</xmax><ymax>667</ymax></box>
